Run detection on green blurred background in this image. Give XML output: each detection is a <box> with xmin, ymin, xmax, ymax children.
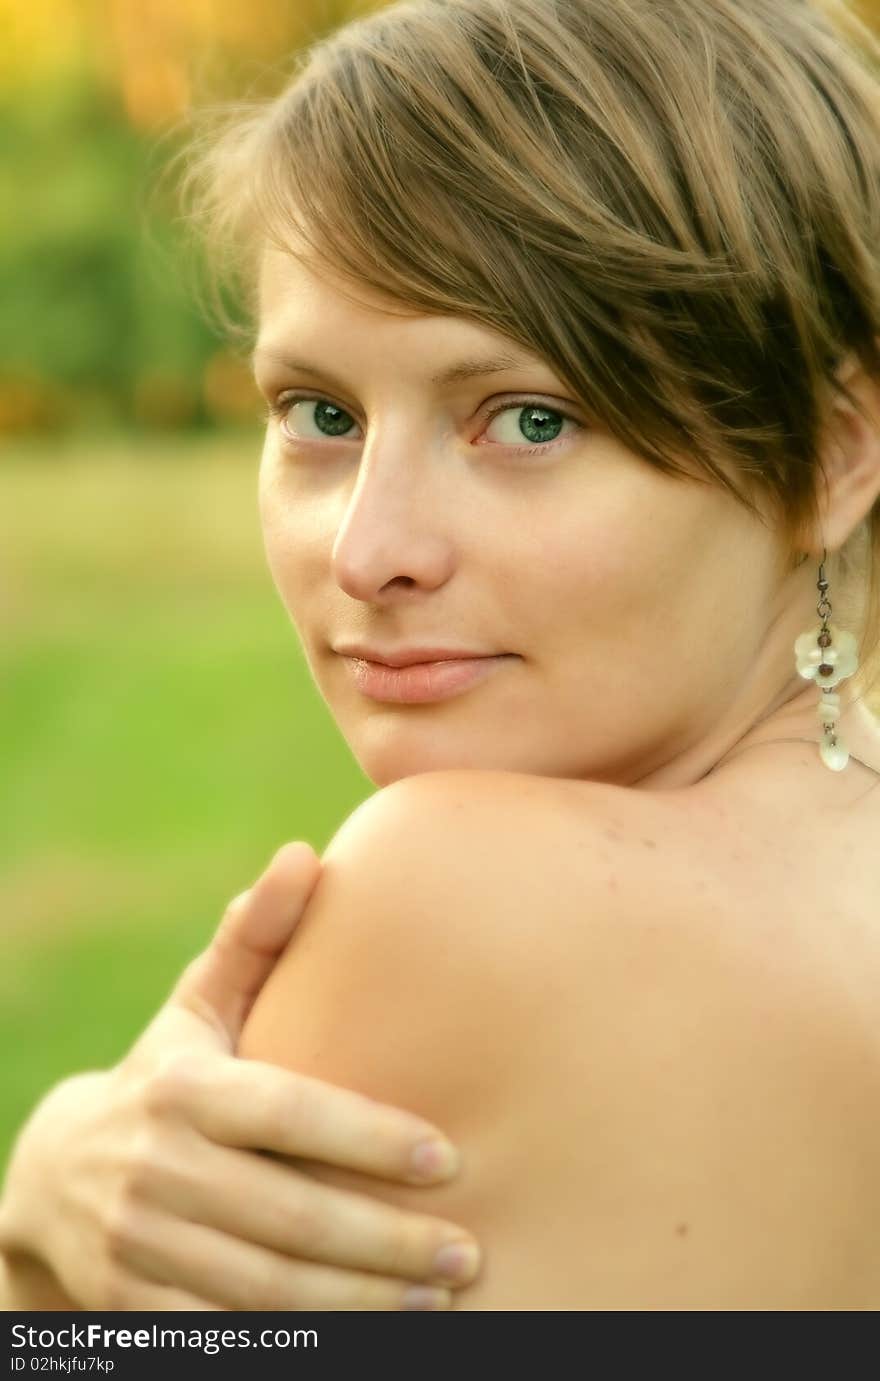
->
<box><xmin>2</xmin><ymin>0</ymin><xmax>880</xmax><ymax>1171</ymax></box>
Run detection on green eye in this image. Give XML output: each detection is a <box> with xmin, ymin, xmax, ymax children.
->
<box><xmin>270</xmin><ymin>396</ymin><xmax>358</xmax><ymax>440</ymax></box>
<box><xmin>485</xmin><ymin>403</ymin><xmax>569</xmax><ymax>447</ymax></box>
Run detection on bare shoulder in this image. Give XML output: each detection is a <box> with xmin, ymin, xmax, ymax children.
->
<box><xmin>243</xmin><ymin>763</ymin><xmax>875</xmax><ymax>1094</ymax></box>
<box><xmin>240</xmin><ymin>768</ymin><xmax>880</xmax><ymax>1306</ymax></box>
<box><xmin>239</xmin><ymin>766</ymin><xmax>678</xmax><ymax>1119</ymax></box>
<box><xmin>320</xmin><ymin>764</ymin><xmax>708</xmax><ymax>926</ymax></box>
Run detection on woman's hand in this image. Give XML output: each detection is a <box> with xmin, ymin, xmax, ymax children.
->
<box><xmin>0</xmin><ymin>843</ymin><xmax>480</xmax><ymax>1310</ymax></box>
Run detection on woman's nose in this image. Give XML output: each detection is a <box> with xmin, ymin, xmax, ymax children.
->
<box><xmin>330</xmin><ymin>442</ymin><xmax>456</xmax><ymax>602</ymax></box>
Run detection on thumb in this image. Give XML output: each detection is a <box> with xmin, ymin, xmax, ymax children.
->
<box><xmin>168</xmin><ymin>841</ymin><xmax>323</xmax><ymax>1047</ymax></box>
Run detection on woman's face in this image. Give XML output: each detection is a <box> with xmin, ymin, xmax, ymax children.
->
<box><xmin>253</xmin><ymin>246</ymin><xmax>819</xmax><ymax>790</ymax></box>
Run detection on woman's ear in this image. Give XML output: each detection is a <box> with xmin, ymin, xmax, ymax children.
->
<box><xmin>815</xmin><ymin>341</ymin><xmax>880</xmax><ymax>553</ymax></box>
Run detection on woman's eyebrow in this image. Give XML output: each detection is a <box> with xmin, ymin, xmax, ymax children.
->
<box><xmin>250</xmin><ymin>346</ymin><xmax>535</xmax><ymax>389</ymax></box>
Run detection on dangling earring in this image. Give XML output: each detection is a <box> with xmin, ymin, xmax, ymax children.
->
<box><xmin>793</xmin><ymin>547</ymin><xmax>860</xmax><ymax>771</ymax></box>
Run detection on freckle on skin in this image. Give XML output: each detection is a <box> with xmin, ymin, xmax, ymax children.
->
<box><xmin>675</xmin><ymin>1223</ymin><xmax>689</xmax><ymax>1237</ymax></box>
<box><xmin>641</xmin><ymin>837</ymin><xmax>657</xmax><ymax>849</ymax></box>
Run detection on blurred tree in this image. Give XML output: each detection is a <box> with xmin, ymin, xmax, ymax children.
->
<box><xmin>0</xmin><ymin>0</ymin><xmax>387</xmax><ymax>438</ymax></box>
<box><xmin>0</xmin><ymin>76</ymin><xmax>214</xmax><ymax>433</ymax></box>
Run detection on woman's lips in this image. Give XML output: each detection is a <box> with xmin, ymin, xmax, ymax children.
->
<box><xmin>341</xmin><ymin>654</ymin><xmax>516</xmax><ymax>704</ymax></box>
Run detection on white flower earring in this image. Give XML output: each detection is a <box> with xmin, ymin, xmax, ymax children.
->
<box><xmin>793</xmin><ymin>547</ymin><xmax>860</xmax><ymax>771</ymax></box>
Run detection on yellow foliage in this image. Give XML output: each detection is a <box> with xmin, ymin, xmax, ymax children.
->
<box><xmin>0</xmin><ymin>0</ymin><xmax>387</xmax><ymax>123</ymax></box>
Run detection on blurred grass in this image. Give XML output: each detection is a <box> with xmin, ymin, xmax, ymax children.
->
<box><xmin>0</xmin><ymin>430</ymin><xmax>372</xmax><ymax>1170</ymax></box>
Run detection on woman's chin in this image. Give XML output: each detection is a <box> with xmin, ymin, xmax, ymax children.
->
<box><xmin>353</xmin><ymin>744</ymin><xmax>477</xmax><ymax>787</ymax></box>
<box><xmin>343</xmin><ymin>721</ymin><xmax>505</xmax><ymax>786</ymax></box>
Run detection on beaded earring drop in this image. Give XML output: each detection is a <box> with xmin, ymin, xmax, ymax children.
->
<box><xmin>793</xmin><ymin>547</ymin><xmax>860</xmax><ymax>771</ymax></box>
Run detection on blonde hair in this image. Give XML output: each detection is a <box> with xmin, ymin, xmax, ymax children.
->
<box><xmin>174</xmin><ymin>0</ymin><xmax>880</xmax><ymax>697</ymax></box>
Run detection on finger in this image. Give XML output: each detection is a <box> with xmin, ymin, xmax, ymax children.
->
<box><xmin>156</xmin><ymin>1138</ymin><xmax>481</xmax><ymax>1287</ymax></box>
<box><xmin>170</xmin><ymin>842</ymin><xmax>322</xmax><ymax>1040</ymax></box>
<box><xmin>102</xmin><ymin>1273</ymin><xmax>226</xmax><ymax>1311</ymax></box>
<box><xmin>167</xmin><ymin>1055</ymin><xmax>461</xmax><ymax>1185</ymax></box>
<box><xmin>126</xmin><ymin>1214</ymin><xmax>453</xmax><ymax>1312</ymax></box>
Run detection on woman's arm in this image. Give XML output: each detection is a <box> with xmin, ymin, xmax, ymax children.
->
<box><xmin>239</xmin><ymin>769</ymin><xmax>880</xmax><ymax>1310</ymax></box>
<box><xmin>0</xmin><ymin>844</ymin><xmax>480</xmax><ymax>1311</ymax></box>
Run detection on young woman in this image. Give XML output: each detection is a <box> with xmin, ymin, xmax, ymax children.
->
<box><xmin>3</xmin><ymin>0</ymin><xmax>880</xmax><ymax>1309</ymax></box>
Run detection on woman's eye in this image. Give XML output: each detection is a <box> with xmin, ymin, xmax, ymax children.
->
<box><xmin>272</xmin><ymin>397</ymin><xmax>359</xmax><ymax>441</ymax></box>
<box><xmin>482</xmin><ymin>402</ymin><xmax>579</xmax><ymax>451</ymax></box>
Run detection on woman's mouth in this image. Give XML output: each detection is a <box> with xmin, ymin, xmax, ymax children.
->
<box><xmin>340</xmin><ymin>654</ymin><xmax>517</xmax><ymax>704</ymax></box>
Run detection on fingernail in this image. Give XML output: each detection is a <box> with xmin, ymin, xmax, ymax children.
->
<box><xmin>408</xmin><ymin>1138</ymin><xmax>461</xmax><ymax>1182</ymax></box>
<box><xmin>432</xmin><ymin>1240</ymin><xmax>481</xmax><ymax>1285</ymax></box>
<box><xmin>401</xmin><ymin>1285</ymin><xmax>452</xmax><ymax>1311</ymax></box>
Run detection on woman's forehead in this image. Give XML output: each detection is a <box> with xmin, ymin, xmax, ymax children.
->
<box><xmin>255</xmin><ymin>248</ymin><xmax>555</xmax><ymax>383</ymax></box>
<box><xmin>257</xmin><ymin>244</ymin><xmax>413</xmax><ymax>320</ymax></box>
